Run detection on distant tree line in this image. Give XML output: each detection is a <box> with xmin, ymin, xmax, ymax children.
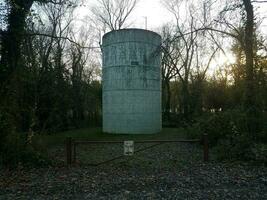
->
<box><xmin>0</xmin><ymin>0</ymin><xmax>102</xmax><ymax>132</ymax></box>
<box><xmin>0</xmin><ymin>0</ymin><xmax>266</xmax><ymax>165</ymax></box>
<box><xmin>161</xmin><ymin>0</ymin><xmax>266</xmax><ymax>119</ymax></box>
<box><xmin>161</xmin><ymin>0</ymin><xmax>267</xmax><ymax>162</ymax></box>
<box><xmin>0</xmin><ymin>0</ymin><xmax>103</xmax><ymax>165</ymax></box>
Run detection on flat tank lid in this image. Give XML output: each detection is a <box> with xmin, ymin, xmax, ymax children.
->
<box><xmin>103</xmin><ymin>28</ymin><xmax>161</xmax><ymax>40</ymax></box>
<box><xmin>102</xmin><ymin>28</ymin><xmax>162</xmax><ymax>47</ymax></box>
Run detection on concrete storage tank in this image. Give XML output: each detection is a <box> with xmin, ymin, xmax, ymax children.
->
<box><xmin>102</xmin><ymin>29</ymin><xmax>162</xmax><ymax>134</ymax></box>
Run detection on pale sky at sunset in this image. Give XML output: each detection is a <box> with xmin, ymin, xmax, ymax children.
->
<box><xmin>75</xmin><ymin>0</ymin><xmax>267</xmax><ymax>72</ymax></box>
<box><xmin>78</xmin><ymin>0</ymin><xmax>267</xmax><ymax>31</ymax></box>
<box><xmin>76</xmin><ymin>0</ymin><xmax>173</xmax><ymax>31</ymax></box>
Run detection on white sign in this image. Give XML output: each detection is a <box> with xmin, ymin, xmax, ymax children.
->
<box><xmin>124</xmin><ymin>141</ymin><xmax>134</xmax><ymax>156</ymax></box>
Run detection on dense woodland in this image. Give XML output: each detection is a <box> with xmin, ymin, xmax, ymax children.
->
<box><xmin>0</xmin><ymin>0</ymin><xmax>266</xmax><ymax>166</ymax></box>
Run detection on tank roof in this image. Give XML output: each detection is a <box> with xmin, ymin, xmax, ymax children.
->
<box><xmin>103</xmin><ymin>28</ymin><xmax>161</xmax><ymax>40</ymax></box>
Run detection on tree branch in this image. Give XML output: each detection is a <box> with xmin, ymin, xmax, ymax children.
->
<box><xmin>26</xmin><ymin>32</ymin><xmax>100</xmax><ymax>49</ymax></box>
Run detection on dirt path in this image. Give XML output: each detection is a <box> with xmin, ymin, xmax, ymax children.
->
<box><xmin>1</xmin><ymin>143</ymin><xmax>267</xmax><ymax>199</ymax></box>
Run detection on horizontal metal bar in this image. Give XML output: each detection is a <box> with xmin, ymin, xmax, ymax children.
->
<box><xmin>74</xmin><ymin>139</ymin><xmax>200</xmax><ymax>145</ymax></box>
<box><xmin>88</xmin><ymin>154</ymin><xmax>125</xmax><ymax>166</ymax></box>
<box><xmin>87</xmin><ymin>143</ymin><xmax>163</xmax><ymax>166</ymax></box>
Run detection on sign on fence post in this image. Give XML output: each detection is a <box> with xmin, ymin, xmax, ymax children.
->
<box><xmin>124</xmin><ymin>141</ymin><xmax>134</xmax><ymax>156</ymax></box>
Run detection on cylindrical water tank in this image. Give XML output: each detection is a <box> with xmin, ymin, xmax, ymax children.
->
<box><xmin>102</xmin><ymin>29</ymin><xmax>162</xmax><ymax>134</ymax></box>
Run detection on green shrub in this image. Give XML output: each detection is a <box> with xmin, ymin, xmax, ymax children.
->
<box><xmin>215</xmin><ymin>132</ymin><xmax>253</xmax><ymax>161</ymax></box>
<box><xmin>186</xmin><ymin>109</ymin><xmax>266</xmax><ymax>163</ymax></box>
<box><xmin>186</xmin><ymin>122</ymin><xmax>202</xmax><ymax>139</ymax></box>
<box><xmin>251</xmin><ymin>143</ymin><xmax>267</xmax><ymax>164</ymax></box>
<box><xmin>0</xmin><ymin>111</ymin><xmax>15</xmax><ymax>152</ymax></box>
<box><xmin>199</xmin><ymin>109</ymin><xmax>249</xmax><ymax>146</ymax></box>
<box><xmin>0</xmin><ymin>127</ymin><xmax>51</xmax><ymax>168</ymax></box>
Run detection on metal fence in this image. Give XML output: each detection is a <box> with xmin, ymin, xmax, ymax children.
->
<box><xmin>65</xmin><ymin>134</ymin><xmax>209</xmax><ymax>166</ymax></box>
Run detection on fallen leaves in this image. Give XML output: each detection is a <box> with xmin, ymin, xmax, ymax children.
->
<box><xmin>1</xmin><ymin>143</ymin><xmax>267</xmax><ymax>199</ymax></box>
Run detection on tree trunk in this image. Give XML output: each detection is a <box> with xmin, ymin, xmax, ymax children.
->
<box><xmin>0</xmin><ymin>0</ymin><xmax>34</xmax><ymax>83</ymax></box>
<box><xmin>165</xmin><ymin>79</ymin><xmax>171</xmax><ymax>121</ymax></box>
<box><xmin>0</xmin><ymin>0</ymin><xmax>34</xmax><ymax>131</ymax></box>
<box><xmin>182</xmin><ymin>80</ymin><xmax>190</xmax><ymax>120</ymax></box>
<box><xmin>243</xmin><ymin>0</ymin><xmax>254</xmax><ymax>108</ymax></box>
<box><xmin>242</xmin><ymin>0</ymin><xmax>258</xmax><ymax>135</ymax></box>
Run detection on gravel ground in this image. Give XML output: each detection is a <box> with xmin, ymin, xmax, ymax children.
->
<box><xmin>1</xmin><ymin>143</ymin><xmax>267</xmax><ymax>200</ymax></box>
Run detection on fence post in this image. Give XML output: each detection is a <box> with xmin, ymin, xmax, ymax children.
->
<box><xmin>203</xmin><ymin>134</ymin><xmax>209</xmax><ymax>162</ymax></box>
<box><xmin>73</xmin><ymin>142</ymin><xmax>76</xmax><ymax>164</ymax></box>
<box><xmin>66</xmin><ymin>137</ymin><xmax>72</xmax><ymax>166</ymax></box>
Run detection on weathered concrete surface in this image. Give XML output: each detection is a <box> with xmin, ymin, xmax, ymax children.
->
<box><xmin>102</xmin><ymin>29</ymin><xmax>162</xmax><ymax>134</ymax></box>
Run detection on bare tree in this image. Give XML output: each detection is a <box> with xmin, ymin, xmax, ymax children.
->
<box><xmin>161</xmin><ymin>24</ymin><xmax>179</xmax><ymax>120</ymax></box>
<box><xmin>163</xmin><ymin>0</ymin><xmax>200</xmax><ymax>119</ymax></box>
<box><xmin>90</xmin><ymin>0</ymin><xmax>138</xmax><ymax>31</ymax></box>
<box><xmin>19</xmin><ymin>0</ymin><xmax>78</xmax><ymax>132</ymax></box>
<box><xmin>161</xmin><ymin>0</ymin><xmax>225</xmax><ymax>118</ymax></box>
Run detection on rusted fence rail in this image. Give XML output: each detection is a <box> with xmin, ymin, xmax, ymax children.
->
<box><xmin>65</xmin><ymin>134</ymin><xmax>209</xmax><ymax>166</ymax></box>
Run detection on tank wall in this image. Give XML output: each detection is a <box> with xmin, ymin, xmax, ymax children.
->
<box><xmin>102</xmin><ymin>29</ymin><xmax>162</xmax><ymax>134</ymax></box>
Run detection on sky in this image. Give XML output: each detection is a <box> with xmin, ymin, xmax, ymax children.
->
<box><xmin>76</xmin><ymin>0</ymin><xmax>173</xmax><ymax>32</ymax></box>
<box><xmin>79</xmin><ymin>0</ymin><xmax>267</xmax><ymax>31</ymax></box>
<box><xmin>129</xmin><ymin>0</ymin><xmax>173</xmax><ymax>30</ymax></box>
<box><xmin>76</xmin><ymin>0</ymin><xmax>267</xmax><ymax>72</ymax></box>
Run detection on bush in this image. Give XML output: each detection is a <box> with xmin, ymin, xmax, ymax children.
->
<box><xmin>215</xmin><ymin>132</ymin><xmax>253</xmax><ymax>161</ymax></box>
<box><xmin>186</xmin><ymin>109</ymin><xmax>267</xmax><ymax>163</ymax></box>
<box><xmin>251</xmin><ymin>143</ymin><xmax>267</xmax><ymax>164</ymax></box>
<box><xmin>186</xmin><ymin>122</ymin><xmax>202</xmax><ymax>139</ymax></box>
<box><xmin>199</xmin><ymin>109</ymin><xmax>249</xmax><ymax>146</ymax></box>
<box><xmin>0</xmin><ymin>130</ymin><xmax>51</xmax><ymax>168</ymax></box>
<box><xmin>0</xmin><ymin>111</ymin><xmax>15</xmax><ymax>152</ymax></box>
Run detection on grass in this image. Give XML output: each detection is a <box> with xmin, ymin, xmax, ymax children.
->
<box><xmin>33</xmin><ymin>127</ymin><xmax>189</xmax><ymax>147</ymax></box>
<box><xmin>31</xmin><ymin>127</ymin><xmax>202</xmax><ymax>166</ymax></box>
